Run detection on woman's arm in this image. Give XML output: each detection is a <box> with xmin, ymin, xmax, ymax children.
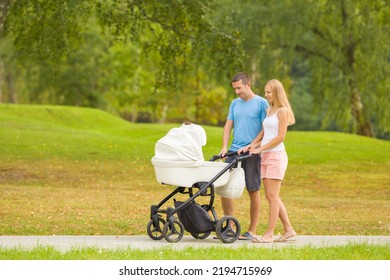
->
<box><xmin>250</xmin><ymin>129</ymin><xmax>264</xmax><ymax>149</ymax></box>
<box><xmin>238</xmin><ymin>128</ymin><xmax>264</xmax><ymax>154</ymax></box>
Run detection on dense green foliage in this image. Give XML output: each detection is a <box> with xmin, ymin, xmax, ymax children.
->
<box><xmin>1</xmin><ymin>0</ymin><xmax>242</xmax><ymax>125</ymax></box>
<box><xmin>213</xmin><ymin>0</ymin><xmax>389</xmax><ymax>137</ymax></box>
<box><xmin>0</xmin><ymin>0</ymin><xmax>389</xmax><ymax>137</ymax></box>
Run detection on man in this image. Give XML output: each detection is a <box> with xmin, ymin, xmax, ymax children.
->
<box><xmin>219</xmin><ymin>72</ymin><xmax>268</xmax><ymax>240</ymax></box>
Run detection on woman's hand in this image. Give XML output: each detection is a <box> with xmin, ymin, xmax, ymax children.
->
<box><xmin>250</xmin><ymin>147</ymin><xmax>262</xmax><ymax>154</ymax></box>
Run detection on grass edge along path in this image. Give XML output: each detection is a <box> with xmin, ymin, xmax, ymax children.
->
<box><xmin>0</xmin><ymin>243</ymin><xmax>389</xmax><ymax>260</ymax></box>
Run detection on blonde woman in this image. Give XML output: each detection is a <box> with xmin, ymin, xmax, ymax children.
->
<box><xmin>239</xmin><ymin>79</ymin><xmax>296</xmax><ymax>243</ymax></box>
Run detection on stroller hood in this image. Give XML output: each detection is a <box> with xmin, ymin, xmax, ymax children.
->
<box><xmin>153</xmin><ymin>123</ymin><xmax>207</xmax><ymax>163</ymax></box>
<box><xmin>152</xmin><ymin>123</ymin><xmax>230</xmax><ymax>187</ymax></box>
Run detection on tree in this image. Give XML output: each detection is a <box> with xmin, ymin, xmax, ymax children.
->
<box><xmin>0</xmin><ymin>0</ymin><xmax>12</xmax><ymax>103</ymax></box>
<box><xmin>2</xmin><ymin>0</ymin><xmax>244</xmax><ymax>123</ymax></box>
<box><xmin>0</xmin><ymin>0</ymin><xmax>11</xmax><ymax>35</ymax></box>
<box><xmin>273</xmin><ymin>0</ymin><xmax>389</xmax><ymax>137</ymax></box>
<box><xmin>0</xmin><ymin>38</ymin><xmax>18</xmax><ymax>103</ymax></box>
<box><xmin>213</xmin><ymin>0</ymin><xmax>389</xmax><ymax>137</ymax></box>
<box><xmin>4</xmin><ymin>0</ymin><xmax>243</xmax><ymax>90</ymax></box>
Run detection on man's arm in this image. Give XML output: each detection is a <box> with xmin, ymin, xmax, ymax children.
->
<box><xmin>220</xmin><ymin>119</ymin><xmax>233</xmax><ymax>156</ymax></box>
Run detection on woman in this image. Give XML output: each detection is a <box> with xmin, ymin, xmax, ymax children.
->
<box><xmin>239</xmin><ymin>79</ymin><xmax>296</xmax><ymax>243</ymax></box>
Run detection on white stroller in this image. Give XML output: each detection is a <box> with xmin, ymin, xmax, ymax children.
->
<box><xmin>148</xmin><ymin>123</ymin><xmax>251</xmax><ymax>243</ymax></box>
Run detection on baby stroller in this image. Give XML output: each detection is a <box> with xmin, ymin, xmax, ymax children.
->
<box><xmin>148</xmin><ymin>123</ymin><xmax>251</xmax><ymax>243</ymax></box>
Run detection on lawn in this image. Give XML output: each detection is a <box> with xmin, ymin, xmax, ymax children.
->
<box><xmin>0</xmin><ymin>103</ymin><xmax>389</xmax><ymax>238</ymax></box>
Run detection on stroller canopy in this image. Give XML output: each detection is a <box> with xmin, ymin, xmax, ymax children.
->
<box><xmin>153</xmin><ymin>123</ymin><xmax>207</xmax><ymax>163</ymax></box>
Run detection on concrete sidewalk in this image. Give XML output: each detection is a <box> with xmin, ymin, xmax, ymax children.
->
<box><xmin>0</xmin><ymin>235</ymin><xmax>389</xmax><ymax>252</ymax></box>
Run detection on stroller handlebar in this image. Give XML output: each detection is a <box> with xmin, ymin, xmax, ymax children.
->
<box><xmin>235</xmin><ymin>153</ymin><xmax>254</xmax><ymax>161</ymax></box>
<box><xmin>210</xmin><ymin>151</ymin><xmax>253</xmax><ymax>162</ymax></box>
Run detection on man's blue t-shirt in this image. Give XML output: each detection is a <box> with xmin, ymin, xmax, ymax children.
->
<box><xmin>227</xmin><ymin>95</ymin><xmax>269</xmax><ymax>151</ymax></box>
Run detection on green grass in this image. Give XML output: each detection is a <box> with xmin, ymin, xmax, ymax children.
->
<box><xmin>0</xmin><ymin>104</ymin><xmax>174</xmax><ymax>161</ymax></box>
<box><xmin>1</xmin><ymin>244</ymin><xmax>389</xmax><ymax>260</ymax></box>
<box><xmin>1</xmin><ymin>104</ymin><xmax>389</xmax><ymax>243</ymax></box>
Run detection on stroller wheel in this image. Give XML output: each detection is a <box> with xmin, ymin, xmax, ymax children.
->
<box><xmin>190</xmin><ymin>231</ymin><xmax>212</xmax><ymax>240</ymax></box>
<box><xmin>216</xmin><ymin>216</ymin><xmax>241</xmax><ymax>243</ymax></box>
<box><xmin>147</xmin><ymin>217</ymin><xmax>166</xmax><ymax>240</ymax></box>
<box><xmin>163</xmin><ymin>218</ymin><xmax>184</xmax><ymax>243</ymax></box>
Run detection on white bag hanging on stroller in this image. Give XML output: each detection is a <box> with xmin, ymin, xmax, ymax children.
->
<box><xmin>215</xmin><ymin>161</ymin><xmax>245</xmax><ymax>199</ymax></box>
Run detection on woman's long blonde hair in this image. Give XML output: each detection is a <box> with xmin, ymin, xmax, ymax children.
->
<box><xmin>266</xmin><ymin>79</ymin><xmax>295</xmax><ymax>125</ymax></box>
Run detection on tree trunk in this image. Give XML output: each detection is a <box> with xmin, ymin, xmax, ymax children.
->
<box><xmin>0</xmin><ymin>1</ymin><xmax>11</xmax><ymax>103</ymax></box>
<box><xmin>0</xmin><ymin>0</ymin><xmax>11</xmax><ymax>35</ymax></box>
<box><xmin>6</xmin><ymin>72</ymin><xmax>17</xmax><ymax>103</ymax></box>
<box><xmin>160</xmin><ymin>104</ymin><xmax>168</xmax><ymax>123</ymax></box>
<box><xmin>341</xmin><ymin>1</ymin><xmax>374</xmax><ymax>137</ymax></box>
<box><xmin>350</xmin><ymin>86</ymin><xmax>374</xmax><ymax>137</ymax></box>
<box><xmin>194</xmin><ymin>71</ymin><xmax>200</xmax><ymax>123</ymax></box>
<box><xmin>249</xmin><ymin>54</ymin><xmax>257</xmax><ymax>88</ymax></box>
<box><xmin>0</xmin><ymin>62</ymin><xmax>3</xmax><ymax>103</ymax></box>
<box><xmin>346</xmin><ymin>46</ymin><xmax>374</xmax><ymax>137</ymax></box>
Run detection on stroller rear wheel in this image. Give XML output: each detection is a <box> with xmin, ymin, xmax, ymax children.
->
<box><xmin>216</xmin><ymin>216</ymin><xmax>241</xmax><ymax>243</ymax></box>
<box><xmin>163</xmin><ymin>218</ymin><xmax>184</xmax><ymax>243</ymax></box>
<box><xmin>147</xmin><ymin>216</ymin><xmax>166</xmax><ymax>240</ymax></box>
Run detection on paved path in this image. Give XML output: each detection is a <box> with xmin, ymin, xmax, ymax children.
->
<box><xmin>0</xmin><ymin>235</ymin><xmax>389</xmax><ymax>252</ymax></box>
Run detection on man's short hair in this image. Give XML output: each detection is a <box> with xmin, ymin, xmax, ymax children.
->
<box><xmin>231</xmin><ymin>72</ymin><xmax>251</xmax><ymax>84</ymax></box>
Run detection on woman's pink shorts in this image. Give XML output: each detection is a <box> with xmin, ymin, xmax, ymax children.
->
<box><xmin>261</xmin><ymin>151</ymin><xmax>288</xmax><ymax>180</ymax></box>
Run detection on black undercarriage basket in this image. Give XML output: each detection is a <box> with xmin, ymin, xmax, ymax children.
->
<box><xmin>174</xmin><ymin>200</ymin><xmax>214</xmax><ymax>234</ymax></box>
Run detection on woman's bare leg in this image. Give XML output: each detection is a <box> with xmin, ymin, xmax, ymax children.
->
<box><xmin>261</xmin><ymin>178</ymin><xmax>281</xmax><ymax>241</ymax></box>
<box><xmin>278</xmin><ymin>198</ymin><xmax>295</xmax><ymax>239</ymax></box>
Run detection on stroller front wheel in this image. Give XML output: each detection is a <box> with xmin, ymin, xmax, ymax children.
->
<box><xmin>216</xmin><ymin>216</ymin><xmax>241</xmax><ymax>243</ymax></box>
<box><xmin>163</xmin><ymin>218</ymin><xmax>184</xmax><ymax>243</ymax></box>
<box><xmin>147</xmin><ymin>217</ymin><xmax>166</xmax><ymax>240</ymax></box>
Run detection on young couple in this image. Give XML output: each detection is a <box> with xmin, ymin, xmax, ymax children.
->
<box><xmin>219</xmin><ymin>72</ymin><xmax>296</xmax><ymax>243</ymax></box>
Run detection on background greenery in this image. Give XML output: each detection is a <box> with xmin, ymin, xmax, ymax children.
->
<box><xmin>0</xmin><ymin>0</ymin><xmax>389</xmax><ymax>138</ymax></box>
<box><xmin>1</xmin><ymin>1</ymin><xmax>388</xmax><ymax>261</ymax></box>
<box><xmin>1</xmin><ymin>104</ymin><xmax>389</xmax><ymax>237</ymax></box>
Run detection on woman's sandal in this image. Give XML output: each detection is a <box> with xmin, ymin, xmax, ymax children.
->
<box><xmin>274</xmin><ymin>231</ymin><xmax>296</xmax><ymax>242</ymax></box>
<box><xmin>252</xmin><ymin>237</ymin><xmax>273</xmax><ymax>243</ymax></box>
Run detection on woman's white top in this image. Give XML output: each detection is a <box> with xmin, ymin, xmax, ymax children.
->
<box><xmin>261</xmin><ymin>111</ymin><xmax>285</xmax><ymax>152</ymax></box>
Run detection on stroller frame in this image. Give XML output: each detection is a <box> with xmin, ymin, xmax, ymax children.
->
<box><xmin>147</xmin><ymin>152</ymin><xmax>251</xmax><ymax>243</ymax></box>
